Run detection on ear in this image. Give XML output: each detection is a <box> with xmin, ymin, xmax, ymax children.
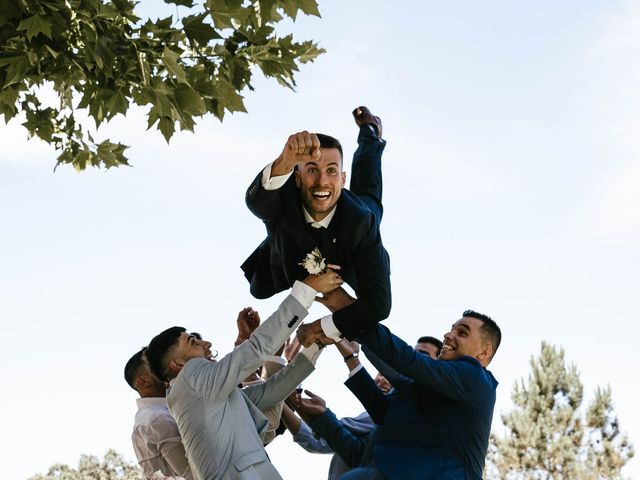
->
<box><xmin>294</xmin><ymin>170</ymin><xmax>301</xmax><ymax>188</ymax></box>
<box><xmin>340</xmin><ymin>171</ymin><xmax>346</xmax><ymax>187</ymax></box>
<box><xmin>477</xmin><ymin>343</ymin><xmax>493</xmax><ymax>366</ymax></box>
<box><xmin>133</xmin><ymin>374</ymin><xmax>150</xmax><ymax>390</ymax></box>
<box><xmin>168</xmin><ymin>358</ymin><xmax>184</xmax><ymax>375</ymax></box>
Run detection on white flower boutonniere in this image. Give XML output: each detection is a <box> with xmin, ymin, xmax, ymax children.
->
<box><xmin>299</xmin><ymin>247</ymin><xmax>326</xmax><ymax>275</ymax></box>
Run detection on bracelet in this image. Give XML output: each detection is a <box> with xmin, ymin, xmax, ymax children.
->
<box><xmin>343</xmin><ymin>352</ymin><xmax>359</xmax><ymax>362</ymax></box>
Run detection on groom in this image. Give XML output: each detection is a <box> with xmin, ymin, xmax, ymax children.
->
<box><xmin>242</xmin><ymin>107</ymin><xmax>391</xmax><ymax>343</ymax></box>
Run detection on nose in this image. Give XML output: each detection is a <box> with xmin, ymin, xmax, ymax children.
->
<box><xmin>443</xmin><ymin>331</ymin><xmax>453</xmax><ymax>342</ymax></box>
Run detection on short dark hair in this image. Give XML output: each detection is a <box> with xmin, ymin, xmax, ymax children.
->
<box><xmin>463</xmin><ymin>310</ymin><xmax>501</xmax><ymax>358</ymax></box>
<box><xmin>316</xmin><ymin>133</ymin><xmax>343</xmax><ymax>159</ymax></box>
<box><xmin>416</xmin><ymin>336</ymin><xmax>443</xmax><ymax>355</ymax></box>
<box><xmin>146</xmin><ymin>326</ymin><xmax>186</xmax><ymax>382</ymax></box>
<box><xmin>124</xmin><ymin>347</ymin><xmax>147</xmax><ymax>390</ymax></box>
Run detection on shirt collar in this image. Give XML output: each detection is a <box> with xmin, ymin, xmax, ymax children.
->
<box><xmin>302</xmin><ymin>205</ymin><xmax>336</xmax><ymax>229</ymax></box>
<box><xmin>136</xmin><ymin>397</ymin><xmax>168</xmax><ymax>410</ymax></box>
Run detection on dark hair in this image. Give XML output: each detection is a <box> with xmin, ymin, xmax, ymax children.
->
<box><xmin>146</xmin><ymin>326</ymin><xmax>186</xmax><ymax>382</ymax></box>
<box><xmin>463</xmin><ymin>310</ymin><xmax>501</xmax><ymax>358</ymax></box>
<box><xmin>124</xmin><ymin>347</ymin><xmax>147</xmax><ymax>390</ymax></box>
<box><xmin>416</xmin><ymin>336</ymin><xmax>443</xmax><ymax>355</ymax></box>
<box><xmin>316</xmin><ymin>133</ymin><xmax>343</xmax><ymax>159</ymax></box>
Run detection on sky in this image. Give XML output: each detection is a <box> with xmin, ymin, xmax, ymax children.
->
<box><xmin>1</xmin><ymin>0</ymin><xmax>639</xmax><ymax>478</ymax></box>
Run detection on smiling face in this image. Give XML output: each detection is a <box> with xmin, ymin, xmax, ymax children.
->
<box><xmin>439</xmin><ymin>317</ymin><xmax>493</xmax><ymax>366</ymax></box>
<box><xmin>294</xmin><ymin>147</ymin><xmax>346</xmax><ymax>221</ymax></box>
<box><xmin>168</xmin><ymin>332</ymin><xmax>213</xmax><ymax>375</ymax></box>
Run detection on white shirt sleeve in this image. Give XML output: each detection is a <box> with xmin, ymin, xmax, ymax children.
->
<box><xmin>320</xmin><ymin>314</ymin><xmax>343</xmax><ymax>342</ymax></box>
<box><xmin>348</xmin><ymin>363</ymin><xmax>364</xmax><ymax>378</ymax></box>
<box><xmin>291</xmin><ymin>280</ymin><xmax>318</xmax><ymax>309</ymax></box>
<box><xmin>261</xmin><ymin>162</ymin><xmax>294</xmax><ymax>190</ymax></box>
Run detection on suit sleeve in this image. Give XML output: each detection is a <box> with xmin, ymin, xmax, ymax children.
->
<box><xmin>243</xmin><ymin>353</ymin><xmax>314</xmax><ymax>411</ymax></box>
<box><xmin>359</xmin><ymin>324</ymin><xmax>471</xmax><ymax>401</ymax></box>
<box><xmin>187</xmin><ymin>295</ymin><xmax>307</xmax><ymax>402</ymax></box>
<box><xmin>332</xmin><ymin>222</ymin><xmax>391</xmax><ymax>340</ymax></box>
<box><xmin>344</xmin><ymin>367</ymin><xmax>389</xmax><ymax>425</ymax></box>
<box><xmin>292</xmin><ymin>419</ymin><xmax>334</xmax><ymax>454</ymax></box>
<box><xmin>308</xmin><ymin>409</ymin><xmax>369</xmax><ymax>468</ymax></box>
<box><xmin>245</xmin><ymin>170</ymin><xmax>292</xmax><ymax>226</ymax></box>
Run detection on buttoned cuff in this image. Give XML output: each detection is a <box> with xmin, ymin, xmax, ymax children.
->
<box><xmin>348</xmin><ymin>363</ymin><xmax>364</xmax><ymax>378</ymax></box>
<box><xmin>261</xmin><ymin>162</ymin><xmax>293</xmax><ymax>190</ymax></box>
<box><xmin>320</xmin><ymin>314</ymin><xmax>343</xmax><ymax>342</ymax></box>
<box><xmin>291</xmin><ymin>281</ymin><xmax>318</xmax><ymax>310</ymax></box>
<box><xmin>301</xmin><ymin>343</ymin><xmax>323</xmax><ymax>365</ymax></box>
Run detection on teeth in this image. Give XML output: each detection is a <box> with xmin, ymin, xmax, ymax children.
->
<box><xmin>443</xmin><ymin>344</ymin><xmax>455</xmax><ymax>351</ymax></box>
<box><xmin>312</xmin><ymin>190</ymin><xmax>330</xmax><ymax>198</ymax></box>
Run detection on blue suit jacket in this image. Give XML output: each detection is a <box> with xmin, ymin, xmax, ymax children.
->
<box><xmin>352</xmin><ymin>325</ymin><xmax>499</xmax><ymax>480</ymax></box>
<box><xmin>241</xmin><ymin>128</ymin><xmax>391</xmax><ymax>340</ymax></box>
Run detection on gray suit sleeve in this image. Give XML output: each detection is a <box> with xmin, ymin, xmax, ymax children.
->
<box><xmin>243</xmin><ymin>353</ymin><xmax>314</xmax><ymax>410</ymax></box>
<box><xmin>187</xmin><ymin>294</ymin><xmax>307</xmax><ymax>402</ymax></box>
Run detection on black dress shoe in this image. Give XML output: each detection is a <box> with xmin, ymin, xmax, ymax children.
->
<box><xmin>352</xmin><ymin>106</ymin><xmax>383</xmax><ymax>139</ymax></box>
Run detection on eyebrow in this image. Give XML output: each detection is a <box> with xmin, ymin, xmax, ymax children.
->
<box><xmin>453</xmin><ymin>323</ymin><xmax>471</xmax><ymax>332</ymax></box>
<box><xmin>303</xmin><ymin>161</ymin><xmax>340</xmax><ymax>167</ymax></box>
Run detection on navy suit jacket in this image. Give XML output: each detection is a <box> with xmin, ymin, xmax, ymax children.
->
<box><xmin>241</xmin><ymin>130</ymin><xmax>391</xmax><ymax>340</ymax></box>
<box><xmin>351</xmin><ymin>325</ymin><xmax>499</xmax><ymax>480</ymax></box>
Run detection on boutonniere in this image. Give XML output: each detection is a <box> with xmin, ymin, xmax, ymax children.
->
<box><xmin>299</xmin><ymin>247</ymin><xmax>326</xmax><ymax>275</ymax></box>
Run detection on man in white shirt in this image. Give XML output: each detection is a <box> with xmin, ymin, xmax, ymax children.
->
<box><xmin>124</xmin><ymin>348</ymin><xmax>193</xmax><ymax>479</ymax></box>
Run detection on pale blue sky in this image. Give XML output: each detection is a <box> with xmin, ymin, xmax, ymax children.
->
<box><xmin>1</xmin><ymin>1</ymin><xmax>639</xmax><ymax>479</ymax></box>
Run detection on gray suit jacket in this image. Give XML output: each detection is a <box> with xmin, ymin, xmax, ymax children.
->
<box><xmin>168</xmin><ymin>294</ymin><xmax>313</xmax><ymax>480</ymax></box>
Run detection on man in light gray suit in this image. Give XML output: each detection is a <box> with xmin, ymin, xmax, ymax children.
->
<box><xmin>146</xmin><ymin>271</ymin><xmax>342</xmax><ymax>480</ymax></box>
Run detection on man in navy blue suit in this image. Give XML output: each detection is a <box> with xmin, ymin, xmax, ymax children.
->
<box><xmin>297</xmin><ymin>294</ymin><xmax>501</xmax><ymax>480</ymax></box>
<box><xmin>242</xmin><ymin>107</ymin><xmax>391</xmax><ymax>342</ymax></box>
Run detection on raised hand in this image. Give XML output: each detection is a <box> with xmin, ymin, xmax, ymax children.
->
<box><xmin>236</xmin><ymin>307</ymin><xmax>261</xmax><ymax>342</ymax></box>
<box><xmin>283</xmin><ymin>336</ymin><xmax>302</xmax><ymax>362</ymax></box>
<box><xmin>303</xmin><ymin>268</ymin><xmax>343</xmax><ymax>294</ymax></box>
<box><xmin>271</xmin><ymin>131</ymin><xmax>321</xmax><ymax>177</ymax></box>
<box><xmin>296</xmin><ymin>320</ymin><xmax>337</xmax><ymax>348</ymax></box>
<box><xmin>315</xmin><ymin>286</ymin><xmax>356</xmax><ymax>313</ymax></box>
<box><xmin>292</xmin><ymin>389</ymin><xmax>327</xmax><ymax>417</ymax></box>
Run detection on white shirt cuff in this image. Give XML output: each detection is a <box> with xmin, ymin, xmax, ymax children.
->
<box><xmin>348</xmin><ymin>363</ymin><xmax>364</xmax><ymax>378</ymax></box>
<box><xmin>291</xmin><ymin>280</ymin><xmax>318</xmax><ymax>310</ymax></box>
<box><xmin>261</xmin><ymin>162</ymin><xmax>294</xmax><ymax>190</ymax></box>
<box><xmin>320</xmin><ymin>314</ymin><xmax>343</xmax><ymax>342</ymax></box>
<box><xmin>265</xmin><ymin>355</ymin><xmax>286</xmax><ymax>366</ymax></box>
<box><xmin>301</xmin><ymin>343</ymin><xmax>323</xmax><ymax>365</ymax></box>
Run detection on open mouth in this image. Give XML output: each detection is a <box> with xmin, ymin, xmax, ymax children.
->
<box><xmin>442</xmin><ymin>343</ymin><xmax>456</xmax><ymax>353</ymax></box>
<box><xmin>312</xmin><ymin>190</ymin><xmax>331</xmax><ymax>199</ymax></box>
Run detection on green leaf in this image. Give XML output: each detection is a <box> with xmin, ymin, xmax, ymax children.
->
<box><xmin>162</xmin><ymin>48</ymin><xmax>188</xmax><ymax>84</ymax></box>
<box><xmin>297</xmin><ymin>0</ymin><xmax>321</xmax><ymax>17</ymax></box>
<box><xmin>174</xmin><ymin>84</ymin><xmax>206</xmax><ymax>116</ymax></box>
<box><xmin>17</xmin><ymin>14</ymin><xmax>53</xmax><ymax>41</ymax></box>
<box><xmin>158</xmin><ymin>117</ymin><xmax>175</xmax><ymax>143</ymax></box>
<box><xmin>183</xmin><ymin>13</ymin><xmax>222</xmax><ymax>44</ymax></box>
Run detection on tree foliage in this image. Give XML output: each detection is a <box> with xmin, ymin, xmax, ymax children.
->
<box><xmin>28</xmin><ymin>449</ymin><xmax>143</xmax><ymax>480</ymax></box>
<box><xmin>0</xmin><ymin>0</ymin><xmax>324</xmax><ymax>170</ymax></box>
<box><xmin>487</xmin><ymin>342</ymin><xmax>634</xmax><ymax>480</ymax></box>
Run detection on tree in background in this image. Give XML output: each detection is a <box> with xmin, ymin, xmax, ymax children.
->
<box><xmin>0</xmin><ymin>0</ymin><xmax>324</xmax><ymax>170</ymax></box>
<box><xmin>28</xmin><ymin>449</ymin><xmax>143</xmax><ymax>480</ymax></box>
<box><xmin>487</xmin><ymin>342</ymin><xmax>634</xmax><ymax>480</ymax></box>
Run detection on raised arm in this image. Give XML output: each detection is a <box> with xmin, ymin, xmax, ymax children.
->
<box><xmin>359</xmin><ymin>324</ymin><xmax>471</xmax><ymax>401</ymax></box>
<box><xmin>246</xmin><ymin>132</ymin><xmax>321</xmax><ymax>223</ymax></box>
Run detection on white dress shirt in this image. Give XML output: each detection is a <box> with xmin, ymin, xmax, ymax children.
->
<box><xmin>132</xmin><ymin>397</ymin><xmax>193</xmax><ymax>479</ymax></box>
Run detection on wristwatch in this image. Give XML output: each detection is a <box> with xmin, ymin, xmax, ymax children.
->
<box><xmin>343</xmin><ymin>352</ymin><xmax>359</xmax><ymax>362</ymax></box>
